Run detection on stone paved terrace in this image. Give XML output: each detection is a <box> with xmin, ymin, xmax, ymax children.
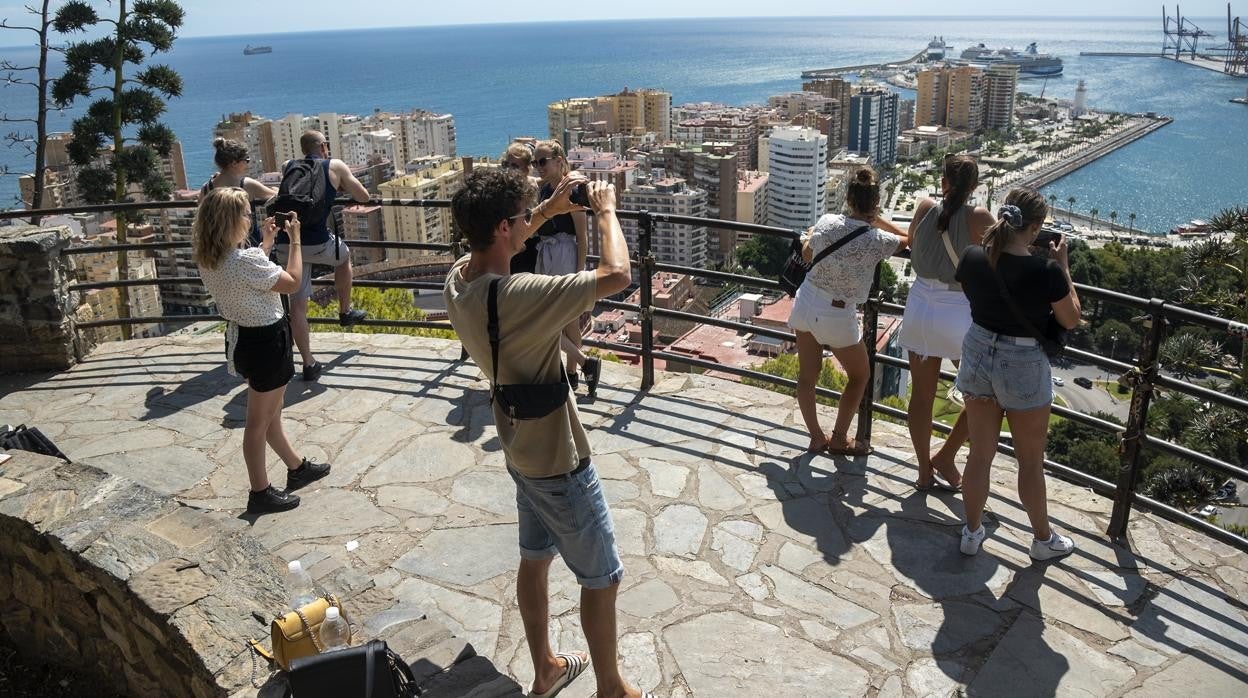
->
<box><xmin>2</xmin><ymin>333</ymin><xmax>1247</xmax><ymax>697</ymax></box>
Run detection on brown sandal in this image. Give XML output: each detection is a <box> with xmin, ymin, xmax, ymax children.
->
<box><xmin>826</xmin><ymin>432</ymin><xmax>873</xmax><ymax>457</ymax></box>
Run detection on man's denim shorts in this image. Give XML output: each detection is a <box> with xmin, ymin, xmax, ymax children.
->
<box><xmin>955</xmin><ymin>323</ymin><xmax>1054</xmax><ymax>412</ymax></box>
<box><xmin>507</xmin><ymin>461</ymin><xmax>624</xmax><ymax>590</ymax></box>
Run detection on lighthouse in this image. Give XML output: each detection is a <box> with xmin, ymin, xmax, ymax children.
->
<box><xmin>1072</xmin><ymin>80</ymin><xmax>1088</xmax><ymax>117</ymax></box>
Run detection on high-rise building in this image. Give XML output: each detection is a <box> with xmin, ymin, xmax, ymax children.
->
<box><xmin>801</xmin><ymin>78</ymin><xmax>854</xmax><ymax>146</ymax></box>
<box><xmin>765</xmin><ymin>126</ymin><xmax>828</xmax><ymax>231</ymax></box>
<box><xmin>548</xmin><ymin>98</ymin><xmax>597</xmax><ymax>144</ymax></box>
<box><xmin>898</xmin><ymin>99</ymin><xmax>916</xmax><ymax>131</ymax></box>
<box><xmin>945</xmin><ymin>66</ymin><xmax>986</xmax><ymax>133</ymax></box>
<box><xmin>566</xmin><ymin>148</ymin><xmax>642</xmax><ymax>258</ymax></box>
<box><xmin>340</xmin><ymin>205</ymin><xmax>386</xmax><ymax>266</ymax></box>
<box><xmin>213</xmin><ymin>112</ymin><xmax>276</xmax><ymax>177</ymax></box>
<box><xmin>643</xmin><ymin>142</ymin><xmax>738</xmax><ymax>266</ymax></box>
<box><xmin>371</xmin><ymin>109</ymin><xmax>457</xmax><ymax>164</ymax></box>
<box><xmin>915</xmin><ymin>67</ymin><xmax>950</xmax><ymax>128</ymax></box>
<box><xmin>620</xmin><ymin>176</ymin><xmax>708</xmax><ymax>268</ymax></box>
<box><xmin>848</xmin><ymin>87</ymin><xmax>900</xmax><ymax>166</ymax></box>
<box><xmin>71</xmin><ymin>224</ymin><xmax>164</xmax><ymax>341</ymax></box>
<box><xmin>377</xmin><ymin>158</ymin><xmax>466</xmax><ymax>254</ymax></box>
<box><xmin>984</xmin><ymin>64</ymin><xmax>1019</xmax><ymax>132</ymax></box>
<box><xmin>734</xmin><ymin>171</ymin><xmax>769</xmax><ymax>246</ymax></box>
<box><xmin>157</xmin><ymin>189</ymin><xmax>215</xmax><ymax>317</ymax></box>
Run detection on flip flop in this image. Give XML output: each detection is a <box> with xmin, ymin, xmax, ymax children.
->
<box><xmin>529</xmin><ymin>651</ymin><xmax>590</xmax><ymax>698</ymax></box>
<box><xmin>915</xmin><ymin>473</ymin><xmax>962</xmax><ymax>492</ymax></box>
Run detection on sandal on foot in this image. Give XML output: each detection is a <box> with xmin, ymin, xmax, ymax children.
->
<box><xmin>916</xmin><ymin>473</ymin><xmax>961</xmax><ymax>492</ymax></box>
<box><xmin>528</xmin><ymin>651</ymin><xmax>589</xmax><ymax>698</ymax></box>
<box><xmin>826</xmin><ymin>439</ymin><xmax>873</xmax><ymax>457</ymax></box>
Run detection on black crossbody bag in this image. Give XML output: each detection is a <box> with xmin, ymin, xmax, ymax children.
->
<box><xmin>778</xmin><ymin>225</ymin><xmax>871</xmax><ymax>297</ymax></box>
<box><xmin>988</xmin><ymin>263</ymin><xmax>1068</xmax><ymax>359</ymax></box>
<box><xmin>487</xmin><ymin>279</ymin><xmax>571</xmax><ymax>420</ymax></box>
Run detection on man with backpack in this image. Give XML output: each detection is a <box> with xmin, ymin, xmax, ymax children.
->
<box><xmin>272</xmin><ymin>130</ymin><xmax>372</xmax><ymax>381</ymax></box>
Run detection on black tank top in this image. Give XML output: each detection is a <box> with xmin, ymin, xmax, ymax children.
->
<box><xmin>536</xmin><ymin>183</ymin><xmax>576</xmax><ymax>238</ymax></box>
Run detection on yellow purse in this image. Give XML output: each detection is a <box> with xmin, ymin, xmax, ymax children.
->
<box><xmin>269</xmin><ymin>595</ymin><xmax>351</xmax><ymax>671</ymax></box>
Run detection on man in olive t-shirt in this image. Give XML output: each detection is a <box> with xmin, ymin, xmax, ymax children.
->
<box><xmin>444</xmin><ymin>169</ymin><xmax>647</xmax><ymax>698</ymax></box>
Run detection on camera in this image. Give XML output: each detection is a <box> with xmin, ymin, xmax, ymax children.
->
<box><xmin>273</xmin><ymin>211</ymin><xmax>293</xmax><ymax>230</ymax></box>
<box><xmin>1033</xmin><ymin>228</ymin><xmax>1063</xmax><ymax>249</ymax></box>
<box><xmin>568</xmin><ymin>182</ymin><xmax>592</xmax><ymax>209</ymax></box>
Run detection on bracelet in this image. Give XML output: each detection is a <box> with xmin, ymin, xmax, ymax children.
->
<box><xmin>289</xmin><ymin>242</ymin><xmax>302</xmax><ymax>246</ymax></box>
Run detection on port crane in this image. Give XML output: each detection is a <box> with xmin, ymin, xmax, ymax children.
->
<box><xmin>1226</xmin><ymin>4</ymin><xmax>1248</xmax><ymax>76</ymax></box>
<box><xmin>1162</xmin><ymin>5</ymin><xmax>1213</xmax><ymax>59</ymax></box>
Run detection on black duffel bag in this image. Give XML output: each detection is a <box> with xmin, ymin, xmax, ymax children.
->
<box><xmin>486</xmin><ymin>278</ymin><xmax>570</xmax><ymax>420</ymax></box>
<box><xmin>286</xmin><ymin>640</ymin><xmax>419</xmax><ymax>698</ymax></box>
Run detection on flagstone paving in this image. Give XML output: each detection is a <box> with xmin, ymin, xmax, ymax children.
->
<box><xmin>2</xmin><ymin>333</ymin><xmax>1246</xmax><ymax>697</ymax></box>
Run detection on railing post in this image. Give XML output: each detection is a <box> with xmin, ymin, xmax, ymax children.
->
<box><xmin>638</xmin><ymin>211</ymin><xmax>655</xmax><ymax>391</ymax></box>
<box><xmin>856</xmin><ymin>262</ymin><xmax>883</xmax><ymax>447</ymax></box>
<box><xmin>1108</xmin><ymin>298</ymin><xmax>1168</xmax><ymax>541</ymax></box>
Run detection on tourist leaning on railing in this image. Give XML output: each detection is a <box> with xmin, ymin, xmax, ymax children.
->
<box><xmin>900</xmin><ymin>154</ymin><xmax>995</xmax><ymax>492</ymax></box>
<box><xmin>788</xmin><ymin>167</ymin><xmax>910</xmax><ymax>456</ymax></box>
<box><xmin>198</xmin><ymin>137</ymin><xmax>277</xmax><ymax>247</ymax></box>
<box><xmin>191</xmin><ymin>189</ymin><xmax>331</xmax><ymax>514</ymax></box>
<box><xmin>953</xmin><ymin>188</ymin><xmax>1082</xmax><ymax>560</ymax></box>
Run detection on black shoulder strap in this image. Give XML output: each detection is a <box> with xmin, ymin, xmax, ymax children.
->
<box><xmin>488</xmin><ymin>278</ymin><xmax>501</xmax><ymax>392</ymax></box>
<box><xmin>988</xmin><ymin>258</ymin><xmax>1047</xmax><ymax>343</ymax></box>
<box><xmin>809</xmin><ymin>224</ymin><xmax>871</xmax><ymax>268</ymax></box>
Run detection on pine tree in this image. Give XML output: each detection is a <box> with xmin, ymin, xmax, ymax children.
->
<box><xmin>51</xmin><ymin>0</ymin><xmax>183</xmax><ymax>339</ymax></box>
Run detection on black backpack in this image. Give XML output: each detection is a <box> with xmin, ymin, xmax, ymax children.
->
<box><xmin>272</xmin><ymin>157</ymin><xmax>329</xmax><ymax>225</ymax></box>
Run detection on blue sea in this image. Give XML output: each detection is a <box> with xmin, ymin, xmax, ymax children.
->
<box><xmin>1</xmin><ymin>16</ymin><xmax>1245</xmax><ymax>233</ymax></box>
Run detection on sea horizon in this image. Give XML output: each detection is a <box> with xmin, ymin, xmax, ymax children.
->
<box><xmin>1</xmin><ymin>15</ymin><xmax>1244</xmax><ymax>233</ymax></box>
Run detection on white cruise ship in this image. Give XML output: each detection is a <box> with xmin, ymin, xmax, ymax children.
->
<box><xmin>958</xmin><ymin>42</ymin><xmax>1063</xmax><ymax>76</ymax></box>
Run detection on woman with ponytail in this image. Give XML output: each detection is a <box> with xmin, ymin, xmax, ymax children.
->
<box><xmin>952</xmin><ymin>187</ymin><xmax>1081</xmax><ymax>560</ymax></box>
<box><xmin>899</xmin><ymin>154</ymin><xmax>995</xmax><ymax>491</ymax></box>
<box><xmin>199</xmin><ymin>138</ymin><xmax>277</xmax><ymax>247</ymax></box>
<box><xmin>788</xmin><ymin>167</ymin><xmax>908</xmax><ymax>455</ymax></box>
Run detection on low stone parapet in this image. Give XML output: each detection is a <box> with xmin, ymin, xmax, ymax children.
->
<box><xmin>0</xmin><ymin>225</ymin><xmax>81</xmax><ymax>372</ymax></box>
<box><xmin>0</xmin><ymin>451</ymin><xmax>287</xmax><ymax>697</ymax></box>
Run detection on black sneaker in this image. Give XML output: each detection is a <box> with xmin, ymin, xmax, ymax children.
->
<box><xmin>583</xmin><ymin>358</ymin><xmax>602</xmax><ymax>397</ymax></box>
<box><xmin>567</xmin><ymin>364</ymin><xmax>579</xmax><ymax>391</ymax></box>
<box><xmin>247</xmin><ymin>485</ymin><xmax>300</xmax><ymax>514</ymax></box>
<box><xmin>286</xmin><ymin>458</ymin><xmax>331</xmax><ymax>491</ymax></box>
<box><xmin>302</xmin><ymin>362</ymin><xmax>323</xmax><ymax>382</ymax></box>
<box><xmin>339</xmin><ymin>308</ymin><xmax>368</xmax><ymax>327</ymax></box>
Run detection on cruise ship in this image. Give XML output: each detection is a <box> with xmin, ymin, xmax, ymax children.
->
<box><xmin>927</xmin><ymin>36</ymin><xmax>951</xmax><ymax>61</ymax></box>
<box><xmin>243</xmin><ymin>45</ymin><xmax>272</xmax><ymax>55</ymax></box>
<box><xmin>958</xmin><ymin>42</ymin><xmax>1063</xmax><ymax>76</ymax></box>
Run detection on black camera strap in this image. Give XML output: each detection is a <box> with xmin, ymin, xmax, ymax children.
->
<box><xmin>486</xmin><ymin>278</ymin><xmax>569</xmax><ymax>403</ymax></box>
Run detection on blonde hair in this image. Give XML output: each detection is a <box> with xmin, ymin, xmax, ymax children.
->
<box><xmin>534</xmin><ymin>139</ymin><xmax>570</xmax><ymax>179</ymax></box>
<box><xmin>192</xmin><ymin>187</ymin><xmax>251</xmax><ymax>270</ymax></box>
<box><xmin>503</xmin><ymin>141</ymin><xmax>533</xmax><ymax>166</ymax></box>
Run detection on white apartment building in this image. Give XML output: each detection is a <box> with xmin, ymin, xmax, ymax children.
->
<box><xmin>765</xmin><ymin>126</ymin><xmax>828</xmax><ymax>231</ymax></box>
<box><xmin>620</xmin><ymin>176</ymin><xmax>709</xmax><ymax>269</ymax></box>
<box><xmin>343</xmin><ymin>128</ymin><xmax>399</xmax><ymax>168</ymax></box>
<box><xmin>373</xmin><ymin>110</ymin><xmax>457</xmax><ymax>164</ymax></box>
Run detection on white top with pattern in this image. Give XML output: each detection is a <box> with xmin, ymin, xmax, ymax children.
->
<box><xmin>197</xmin><ymin>247</ymin><xmax>284</xmax><ymax>327</ymax></box>
<box><xmin>801</xmin><ymin>214</ymin><xmax>901</xmax><ymax>306</ymax></box>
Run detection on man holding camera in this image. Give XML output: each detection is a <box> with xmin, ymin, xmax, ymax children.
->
<box><xmin>273</xmin><ymin>130</ymin><xmax>372</xmax><ymax>382</ymax></box>
<box><xmin>444</xmin><ymin>170</ymin><xmax>650</xmax><ymax>698</ymax></box>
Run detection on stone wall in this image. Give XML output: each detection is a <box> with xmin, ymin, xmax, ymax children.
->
<box><xmin>0</xmin><ymin>225</ymin><xmax>82</xmax><ymax>372</ymax></box>
<box><xmin>0</xmin><ymin>451</ymin><xmax>288</xmax><ymax>697</ymax></box>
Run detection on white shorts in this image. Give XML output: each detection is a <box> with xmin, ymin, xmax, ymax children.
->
<box><xmin>788</xmin><ymin>282</ymin><xmax>861</xmax><ymax>349</ymax></box>
<box><xmin>535</xmin><ymin>233</ymin><xmax>578</xmax><ymax>276</ymax></box>
<box><xmin>899</xmin><ymin>276</ymin><xmax>972</xmax><ymax>360</ymax></box>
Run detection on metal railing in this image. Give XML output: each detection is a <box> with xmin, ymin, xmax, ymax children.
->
<box><xmin>4</xmin><ymin>197</ymin><xmax>1246</xmax><ymax>551</ymax></box>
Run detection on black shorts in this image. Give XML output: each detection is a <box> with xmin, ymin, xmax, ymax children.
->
<box><xmin>231</xmin><ymin>317</ymin><xmax>294</xmax><ymax>393</ymax></box>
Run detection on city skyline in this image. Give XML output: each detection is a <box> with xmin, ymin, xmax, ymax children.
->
<box><xmin>2</xmin><ymin>1</ymin><xmax>1227</xmax><ymax>39</ymax></box>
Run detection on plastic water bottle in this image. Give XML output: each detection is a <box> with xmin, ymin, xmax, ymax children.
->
<box><xmin>287</xmin><ymin>560</ymin><xmax>317</xmax><ymax>609</ymax></box>
<box><xmin>318</xmin><ymin>606</ymin><xmax>350</xmax><ymax>652</ymax></box>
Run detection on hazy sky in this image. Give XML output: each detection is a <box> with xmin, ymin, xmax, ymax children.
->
<box><xmin>1</xmin><ymin>1</ymin><xmax>1235</xmax><ymax>38</ymax></box>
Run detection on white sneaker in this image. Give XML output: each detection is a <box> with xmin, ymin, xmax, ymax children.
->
<box><xmin>1029</xmin><ymin>530</ymin><xmax>1075</xmax><ymax>561</ymax></box>
<box><xmin>960</xmin><ymin>524</ymin><xmax>986</xmax><ymax>555</ymax></box>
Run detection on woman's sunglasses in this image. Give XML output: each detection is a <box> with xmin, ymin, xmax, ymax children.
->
<box><xmin>533</xmin><ymin>156</ymin><xmax>557</xmax><ymax>168</ymax></box>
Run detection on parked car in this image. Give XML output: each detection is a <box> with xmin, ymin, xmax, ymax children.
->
<box><xmin>1074</xmin><ymin>376</ymin><xmax>1094</xmax><ymax>389</ymax></box>
<box><xmin>1052</xmin><ymin>376</ymin><xmax>1065</xmax><ymax>386</ymax></box>
<box><xmin>1196</xmin><ymin>505</ymin><xmax>1219</xmax><ymax>518</ymax></box>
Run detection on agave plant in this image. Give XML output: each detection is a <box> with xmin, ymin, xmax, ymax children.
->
<box><xmin>1159</xmin><ymin>332</ymin><xmax>1222</xmax><ymax>380</ymax></box>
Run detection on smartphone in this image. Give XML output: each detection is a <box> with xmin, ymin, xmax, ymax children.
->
<box><xmin>1034</xmin><ymin>228</ymin><xmax>1063</xmax><ymax>249</ymax></box>
<box><xmin>273</xmin><ymin>211</ymin><xmax>293</xmax><ymax>230</ymax></box>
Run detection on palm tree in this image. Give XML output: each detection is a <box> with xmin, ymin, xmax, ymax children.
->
<box><xmin>1089</xmin><ymin>207</ymin><xmax>1099</xmax><ymax>233</ymax></box>
<box><xmin>1109</xmin><ymin>210</ymin><xmax>1119</xmax><ymax>241</ymax></box>
<box><xmin>1066</xmin><ymin>196</ymin><xmax>1077</xmax><ymax>223</ymax></box>
<box><xmin>1048</xmin><ymin>194</ymin><xmax>1058</xmax><ymax>222</ymax></box>
<box><xmin>1128</xmin><ymin>212</ymin><xmax>1137</xmax><ymax>235</ymax></box>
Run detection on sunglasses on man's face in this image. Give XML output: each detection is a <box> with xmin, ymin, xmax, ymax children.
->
<box><xmin>503</xmin><ymin>208</ymin><xmax>534</xmax><ymax>225</ymax></box>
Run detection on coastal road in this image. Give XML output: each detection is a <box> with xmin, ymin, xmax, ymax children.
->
<box><xmin>1052</xmin><ymin>362</ymin><xmax>1130</xmax><ymax>423</ymax></box>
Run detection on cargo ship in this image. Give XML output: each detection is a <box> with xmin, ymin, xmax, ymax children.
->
<box><xmin>958</xmin><ymin>42</ymin><xmax>1063</xmax><ymax>76</ymax></box>
<box><xmin>243</xmin><ymin>45</ymin><xmax>272</xmax><ymax>55</ymax></box>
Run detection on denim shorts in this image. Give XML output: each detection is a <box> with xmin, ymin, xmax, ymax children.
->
<box><xmin>508</xmin><ymin>461</ymin><xmax>625</xmax><ymax>590</ymax></box>
<box><xmin>955</xmin><ymin>323</ymin><xmax>1054</xmax><ymax>411</ymax></box>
